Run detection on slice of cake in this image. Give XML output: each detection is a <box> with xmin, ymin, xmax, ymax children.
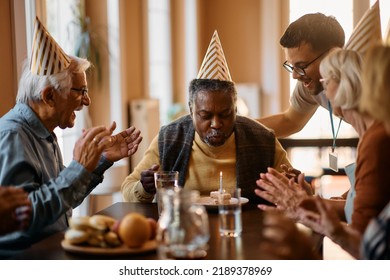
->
<box><xmin>210</xmin><ymin>191</ymin><xmax>231</xmax><ymax>204</ymax></box>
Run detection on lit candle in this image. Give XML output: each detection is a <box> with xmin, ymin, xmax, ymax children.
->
<box><xmin>219</xmin><ymin>171</ymin><xmax>223</xmax><ymax>193</ymax></box>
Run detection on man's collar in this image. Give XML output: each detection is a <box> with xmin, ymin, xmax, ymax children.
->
<box><xmin>15</xmin><ymin>103</ymin><xmax>53</xmax><ymax>140</ymax></box>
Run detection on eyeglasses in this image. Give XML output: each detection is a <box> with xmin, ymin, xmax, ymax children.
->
<box><xmin>70</xmin><ymin>87</ymin><xmax>89</xmax><ymax>97</ymax></box>
<box><xmin>282</xmin><ymin>50</ymin><xmax>329</xmax><ymax>76</ymax></box>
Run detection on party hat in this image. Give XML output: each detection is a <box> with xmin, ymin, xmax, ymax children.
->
<box><xmin>30</xmin><ymin>17</ymin><xmax>71</xmax><ymax>75</ymax></box>
<box><xmin>384</xmin><ymin>19</ymin><xmax>390</xmax><ymax>46</ymax></box>
<box><xmin>196</xmin><ymin>30</ymin><xmax>232</xmax><ymax>81</ymax></box>
<box><xmin>344</xmin><ymin>0</ymin><xmax>382</xmax><ymax>55</ymax></box>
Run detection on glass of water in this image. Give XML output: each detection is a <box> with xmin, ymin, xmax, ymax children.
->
<box><xmin>218</xmin><ymin>187</ymin><xmax>242</xmax><ymax>237</ymax></box>
<box><xmin>154</xmin><ymin>171</ymin><xmax>179</xmax><ymax>215</ymax></box>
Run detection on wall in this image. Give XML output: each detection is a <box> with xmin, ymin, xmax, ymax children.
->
<box><xmin>85</xmin><ymin>0</ymin><xmax>111</xmax><ymax>127</ymax></box>
<box><xmin>197</xmin><ymin>0</ymin><xmax>261</xmax><ymax>84</ymax></box>
<box><xmin>0</xmin><ymin>0</ymin><xmax>17</xmax><ymax>117</ymax></box>
<box><xmin>119</xmin><ymin>0</ymin><xmax>147</xmax><ymax>107</ymax></box>
<box><xmin>171</xmin><ymin>0</ymin><xmax>186</xmax><ymax>105</ymax></box>
<box><xmin>196</xmin><ymin>0</ymin><xmax>289</xmax><ymax>116</ymax></box>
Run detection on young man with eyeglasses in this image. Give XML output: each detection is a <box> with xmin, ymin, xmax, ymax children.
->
<box><xmin>258</xmin><ymin>13</ymin><xmax>345</xmax><ymax>137</ymax></box>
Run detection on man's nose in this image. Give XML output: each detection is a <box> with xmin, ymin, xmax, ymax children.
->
<box><xmin>82</xmin><ymin>93</ymin><xmax>91</xmax><ymax>106</ymax></box>
<box><xmin>292</xmin><ymin>71</ymin><xmax>301</xmax><ymax>79</ymax></box>
<box><xmin>211</xmin><ymin>117</ymin><xmax>222</xmax><ymax>129</ymax></box>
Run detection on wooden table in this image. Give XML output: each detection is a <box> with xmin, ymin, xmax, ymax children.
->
<box><xmin>10</xmin><ymin>202</ymin><xmax>321</xmax><ymax>260</ymax></box>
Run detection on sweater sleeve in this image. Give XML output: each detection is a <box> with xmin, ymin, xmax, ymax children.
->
<box><xmin>273</xmin><ymin>138</ymin><xmax>292</xmax><ymax>172</ymax></box>
<box><xmin>121</xmin><ymin>135</ymin><xmax>160</xmax><ymax>202</ymax></box>
<box><xmin>352</xmin><ymin>123</ymin><xmax>390</xmax><ymax>234</ymax></box>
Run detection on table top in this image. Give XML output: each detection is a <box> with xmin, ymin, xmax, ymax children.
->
<box><xmin>10</xmin><ymin>202</ymin><xmax>321</xmax><ymax>260</ymax></box>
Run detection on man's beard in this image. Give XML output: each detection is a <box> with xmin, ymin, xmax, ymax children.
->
<box><xmin>308</xmin><ymin>81</ymin><xmax>324</xmax><ymax>96</ymax></box>
<box><xmin>204</xmin><ymin>130</ymin><xmax>228</xmax><ymax>147</ymax></box>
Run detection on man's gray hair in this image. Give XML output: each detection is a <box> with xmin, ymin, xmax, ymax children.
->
<box><xmin>16</xmin><ymin>55</ymin><xmax>91</xmax><ymax>103</ymax></box>
<box><xmin>188</xmin><ymin>79</ymin><xmax>237</xmax><ymax>110</ymax></box>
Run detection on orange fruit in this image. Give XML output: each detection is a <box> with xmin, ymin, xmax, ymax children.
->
<box><xmin>118</xmin><ymin>213</ymin><xmax>150</xmax><ymax>248</ymax></box>
<box><xmin>147</xmin><ymin>218</ymin><xmax>157</xmax><ymax>240</ymax></box>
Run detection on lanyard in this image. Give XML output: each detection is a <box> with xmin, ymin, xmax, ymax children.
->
<box><xmin>328</xmin><ymin>100</ymin><xmax>342</xmax><ymax>152</ymax></box>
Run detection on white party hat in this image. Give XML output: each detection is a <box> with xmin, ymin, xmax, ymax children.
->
<box><xmin>384</xmin><ymin>19</ymin><xmax>390</xmax><ymax>46</ymax></box>
<box><xmin>344</xmin><ymin>1</ymin><xmax>382</xmax><ymax>55</ymax></box>
<box><xmin>196</xmin><ymin>30</ymin><xmax>232</xmax><ymax>81</ymax></box>
<box><xmin>30</xmin><ymin>17</ymin><xmax>71</xmax><ymax>75</ymax></box>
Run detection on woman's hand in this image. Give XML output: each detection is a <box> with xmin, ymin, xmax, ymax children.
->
<box><xmin>255</xmin><ymin>167</ymin><xmax>310</xmax><ymax>221</ymax></box>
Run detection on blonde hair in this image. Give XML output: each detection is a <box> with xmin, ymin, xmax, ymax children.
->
<box><xmin>360</xmin><ymin>45</ymin><xmax>390</xmax><ymax>123</ymax></box>
<box><xmin>319</xmin><ymin>48</ymin><xmax>363</xmax><ymax>109</ymax></box>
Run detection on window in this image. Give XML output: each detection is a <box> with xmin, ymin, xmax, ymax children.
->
<box><xmin>46</xmin><ymin>0</ymin><xmax>91</xmax><ymax>166</ymax></box>
<box><xmin>147</xmin><ymin>0</ymin><xmax>173</xmax><ymax>125</ymax></box>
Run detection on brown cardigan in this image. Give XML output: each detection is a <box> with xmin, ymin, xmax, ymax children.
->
<box><xmin>353</xmin><ymin>121</ymin><xmax>390</xmax><ymax>234</ymax></box>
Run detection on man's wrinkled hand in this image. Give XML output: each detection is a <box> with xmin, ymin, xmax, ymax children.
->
<box><xmin>102</xmin><ymin>122</ymin><xmax>143</xmax><ymax>162</ymax></box>
<box><xmin>140</xmin><ymin>164</ymin><xmax>160</xmax><ymax>194</ymax></box>
<box><xmin>73</xmin><ymin>125</ymin><xmax>113</xmax><ymax>172</ymax></box>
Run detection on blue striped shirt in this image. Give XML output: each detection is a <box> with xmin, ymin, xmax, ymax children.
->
<box><xmin>362</xmin><ymin>202</ymin><xmax>390</xmax><ymax>259</ymax></box>
<box><xmin>0</xmin><ymin>103</ymin><xmax>112</xmax><ymax>252</ymax></box>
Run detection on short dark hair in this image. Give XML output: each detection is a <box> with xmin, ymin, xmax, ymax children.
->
<box><xmin>188</xmin><ymin>79</ymin><xmax>237</xmax><ymax>109</ymax></box>
<box><xmin>280</xmin><ymin>13</ymin><xmax>345</xmax><ymax>52</ymax></box>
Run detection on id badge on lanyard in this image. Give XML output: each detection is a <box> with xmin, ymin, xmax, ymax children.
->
<box><xmin>328</xmin><ymin>101</ymin><xmax>342</xmax><ymax>172</ymax></box>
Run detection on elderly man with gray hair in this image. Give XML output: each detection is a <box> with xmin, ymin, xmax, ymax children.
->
<box><xmin>0</xmin><ymin>17</ymin><xmax>142</xmax><ymax>255</ymax></box>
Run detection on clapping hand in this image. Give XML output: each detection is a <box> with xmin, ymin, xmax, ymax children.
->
<box><xmin>280</xmin><ymin>164</ymin><xmax>301</xmax><ymax>180</ymax></box>
<box><xmin>73</xmin><ymin>125</ymin><xmax>115</xmax><ymax>172</ymax></box>
<box><xmin>102</xmin><ymin>122</ymin><xmax>142</xmax><ymax>162</ymax></box>
<box><xmin>280</xmin><ymin>164</ymin><xmax>313</xmax><ymax>195</ymax></box>
<box><xmin>260</xmin><ymin>211</ymin><xmax>319</xmax><ymax>260</ymax></box>
<box><xmin>298</xmin><ymin>196</ymin><xmax>343</xmax><ymax>237</ymax></box>
<box><xmin>255</xmin><ymin>167</ymin><xmax>309</xmax><ymax>221</ymax></box>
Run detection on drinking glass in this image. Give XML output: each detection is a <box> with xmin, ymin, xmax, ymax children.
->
<box><xmin>218</xmin><ymin>188</ymin><xmax>242</xmax><ymax>237</ymax></box>
<box><xmin>154</xmin><ymin>171</ymin><xmax>179</xmax><ymax>215</ymax></box>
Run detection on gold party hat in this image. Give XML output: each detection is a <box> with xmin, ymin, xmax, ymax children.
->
<box><xmin>30</xmin><ymin>17</ymin><xmax>71</xmax><ymax>75</ymax></box>
<box><xmin>196</xmin><ymin>30</ymin><xmax>232</xmax><ymax>81</ymax></box>
<box><xmin>384</xmin><ymin>19</ymin><xmax>390</xmax><ymax>46</ymax></box>
<box><xmin>344</xmin><ymin>1</ymin><xmax>382</xmax><ymax>55</ymax></box>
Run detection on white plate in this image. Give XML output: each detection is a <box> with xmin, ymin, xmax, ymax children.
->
<box><xmin>61</xmin><ymin>239</ymin><xmax>157</xmax><ymax>256</ymax></box>
<box><xmin>196</xmin><ymin>196</ymin><xmax>249</xmax><ymax>209</ymax></box>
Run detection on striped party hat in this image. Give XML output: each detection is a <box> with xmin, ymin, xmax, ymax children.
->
<box><xmin>384</xmin><ymin>19</ymin><xmax>390</xmax><ymax>46</ymax></box>
<box><xmin>196</xmin><ymin>30</ymin><xmax>232</xmax><ymax>81</ymax></box>
<box><xmin>344</xmin><ymin>0</ymin><xmax>382</xmax><ymax>55</ymax></box>
<box><xmin>30</xmin><ymin>17</ymin><xmax>70</xmax><ymax>75</ymax></box>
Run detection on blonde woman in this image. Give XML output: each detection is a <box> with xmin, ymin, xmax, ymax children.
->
<box><xmin>318</xmin><ymin>49</ymin><xmax>374</xmax><ymax>227</ymax></box>
<box><xmin>256</xmin><ymin>48</ymin><xmax>386</xmax><ymax>235</ymax></box>
<box><xmin>260</xmin><ymin>46</ymin><xmax>390</xmax><ymax>259</ymax></box>
<box><xmin>319</xmin><ymin>48</ymin><xmax>368</xmax><ymax>135</ymax></box>
<box><xmin>299</xmin><ymin>45</ymin><xmax>390</xmax><ymax>259</ymax></box>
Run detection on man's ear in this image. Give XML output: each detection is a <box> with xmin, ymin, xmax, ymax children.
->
<box><xmin>41</xmin><ymin>87</ymin><xmax>55</xmax><ymax>107</ymax></box>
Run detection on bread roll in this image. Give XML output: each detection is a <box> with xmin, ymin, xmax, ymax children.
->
<box><xmin>64</xmin><ymin>229</ymin><xmax>90</xmax><ymax>244</ymax></box>
<box><xmin>68</xmin><ymin>216</ymin><xmax>92</xmax><ymax>231</ymax></box>
<box><xmin>89</xmin><ymin>215</ymin><xmax>117</xmax><ymax>231</ymax></box>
